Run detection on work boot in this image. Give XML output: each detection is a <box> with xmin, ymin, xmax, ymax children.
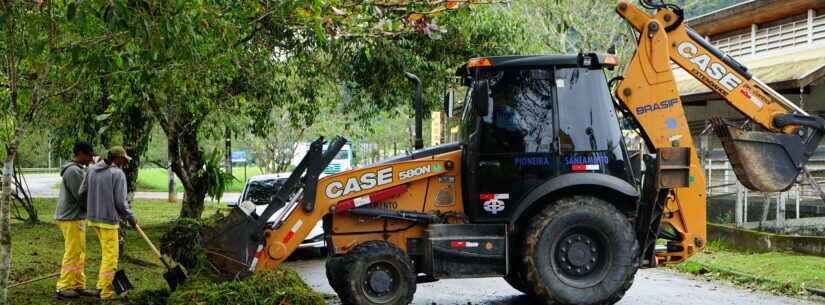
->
<box><xmin>77</xmin><ymin>289</ymin><xmax>100</xmax><ymax>297</ymax></box>
<box><xmin>56</xmin><ymin>289</ymin><xmax>80</xmax><ymax>299</ymax></box>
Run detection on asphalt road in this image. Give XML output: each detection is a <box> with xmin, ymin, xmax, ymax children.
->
<box><xmin>22</xmin><ymin>173</ymin><xmax>240</xmax><ymax>203</ymax></box>
<box><xmin>285</xmin><ymin>258</ymin><xmax>819</xmax><ymax>305</ymax></box>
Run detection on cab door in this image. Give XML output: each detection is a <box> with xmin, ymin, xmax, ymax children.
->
<box><xmin>462</xmin><ymin>69</ymin><xmax>559</xmax><ymax>222</ymax></box>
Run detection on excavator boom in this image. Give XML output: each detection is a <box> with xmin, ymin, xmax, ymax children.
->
<box><xmin>615</xmin><ymin>0</ymin><xmax>825</xmax><ymax>264</ymax></box>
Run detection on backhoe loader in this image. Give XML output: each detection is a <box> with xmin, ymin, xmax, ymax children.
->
<box><xmin>202</xmin><ymin>1</ymin><xmax>825</xmax><ymax>304</ymax></box>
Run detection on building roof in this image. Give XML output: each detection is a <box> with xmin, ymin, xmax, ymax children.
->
<box><xmin>687</xmin><ymin>0</ymin><xmax>825</xmax><ymax>37</ymax></box>
<box><xmin>676</xmin><ymin>45</ymin><xmax>825</xmax><ymax>102</ymax></box>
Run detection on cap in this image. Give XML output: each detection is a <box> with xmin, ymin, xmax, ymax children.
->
<box><xmin>108</xmin><ymin>146</ymin><xmax>132</xmax><ymax>161</ymax></box>
<box><xmin>73</xmin><ymin>141</ymin><xmax>96</xmax><ymax>157</ymax></box>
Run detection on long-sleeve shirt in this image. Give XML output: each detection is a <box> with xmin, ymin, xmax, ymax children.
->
<box><xmin>54</xmin><ymin>162</ymin><xmax>86</xmax><ymax>221</ymax></box>
<box><xmin>79</xmin><ymin>162</ymin><xmax>135</xmax><ymax>226</ymax></box>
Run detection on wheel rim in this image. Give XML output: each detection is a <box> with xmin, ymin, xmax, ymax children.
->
<box><xmin>362</xmin><ymin>261</ymin><xmax>401</xmax><ymax>303</ymax></box>
<box><xmin>551</xmin><ymin>225</ymin><xmax>612</xmax><ymax>288</ymax></box>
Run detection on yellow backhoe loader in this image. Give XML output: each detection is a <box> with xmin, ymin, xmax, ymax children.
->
<box><xmin>202</xmin><ymin>1</ymin><xmax>825</xmax><ymax>304</ymax></box>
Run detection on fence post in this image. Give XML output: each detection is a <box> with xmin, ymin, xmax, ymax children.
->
<box><xmin>735</xmin><ymin>180</ymin><xmax>744</xmax><ymax>226</ymax></box>
<box><xmin>702</xmin><ymin>136</ymin><xmax>712</xmax><ymax>195</ymax></box>
<box><xmin>760</xmin><ymin>193</ymin><xmax>771</xmax><ymax>228</ymax></box>
<box><xmin>796</xmin><ymin>184</ymin><xmax>801</xmax><ymax>219</ymax></box>
<box><xmin>744</xmin><ymin>186</ymin><xmax>749</xmax><ymax>223</ymax></box>
<box><xmin>776</xmin><ymin>192</ymin><xmax>786</xmax><ymax>233</ymax></box>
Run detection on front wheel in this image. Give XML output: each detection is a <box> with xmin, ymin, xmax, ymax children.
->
<box><xmin>326</xmin><ymin>241</ymin><xmax>416</xmax><ymax>305</ymax></box>
<box><xmin>524</xmin><ymin>196</ymin><xmax>638</xmax><ymax>305</ymax></box>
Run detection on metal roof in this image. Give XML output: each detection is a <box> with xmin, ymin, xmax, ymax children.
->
<box><xmin>675</xmin><ymin>45</ymin><xmax>825</xmax><ymax>102</ymax></box>
<box><xmin>686</xmin><ymin>0</ymin><xmax>825</xmax><ymax>37</ymax></box>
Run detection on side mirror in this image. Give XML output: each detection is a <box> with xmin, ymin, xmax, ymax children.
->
<box><xmin>472</xmin><ymin>80</ymin><xmax>490</xmax><ymax>118</ymax></box>
<box><xmin>443</xmin><ymin>90</ymin><xmax>454</xmax><ymax>118</ymax></box>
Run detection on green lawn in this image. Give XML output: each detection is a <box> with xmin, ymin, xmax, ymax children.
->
<box><xmin>136</xmin><ymin>167</ymin><xmax>268</xmax><ymax>193</ymax></box>
<box><xmin>671</xmin><ymin>240</ymin><xmax>825</xmax><ymax>293</ymax></box>
<box><xmin>8</xmin><ymin>198</ymin><xmax>224</xmax><ymax>304</ymax></box>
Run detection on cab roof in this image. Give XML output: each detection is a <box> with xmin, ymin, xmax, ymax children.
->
<box><xmin>456</xmin><ymin>53</ymin><xmax>618</xmax><ymax>81</ymax></box>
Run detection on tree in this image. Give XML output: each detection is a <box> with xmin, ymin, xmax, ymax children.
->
<box><xmin>0</xmin><ymin>0</ymin><xmax>97</xmax><ymax>301</ymax></box>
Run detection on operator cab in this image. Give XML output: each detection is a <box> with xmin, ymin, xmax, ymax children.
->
<box><xmin>456</xmin><ymin>54</ymin><xmax>635</xmax><ymax>222</ymax></box>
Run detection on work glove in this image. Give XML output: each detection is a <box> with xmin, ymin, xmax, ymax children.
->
<box><xmin>127</xmin><ymin>216</ymin><xmax>138</xmax><ymax>229</ymax></box>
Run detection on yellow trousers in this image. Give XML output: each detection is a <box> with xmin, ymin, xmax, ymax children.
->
<box><xmin>93</xmin><ymin>226</ymin><xmax>119</xmax><ymax>299</ymax></box>
<box><xmin>56</xmin><ymin>220</ymin><xmax>86</xmax><ymax>291</ymax></box>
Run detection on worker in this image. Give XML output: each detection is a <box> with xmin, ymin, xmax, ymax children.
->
<box><xmin>79</xmin><ymin>146</ymin><xmax>137</xmax><ymax>300</ymax></box>
<box><xmin>55</xmin><ymin>141</ymin><xmax>96</xmax><ymax>299</ymax></box>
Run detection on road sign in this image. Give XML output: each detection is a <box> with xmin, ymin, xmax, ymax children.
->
<box><xmin>231</xmin><ymin>151</ymin><xmax>247</xmax><ymax>163</ymax></box>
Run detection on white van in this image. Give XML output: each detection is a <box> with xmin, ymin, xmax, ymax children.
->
<box><xmin>230</xmin><ymin>173</ymin><xmax>325</xmax><ymax>254</ymax></box>
<box><xmin>292</xmin><ymin>143</ymin><xmax>354</xmax><ymax>174</ymax></box>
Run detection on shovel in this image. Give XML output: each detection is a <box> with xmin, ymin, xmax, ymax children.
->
<box><xmin>113</xmin><ymin>270</ymin><xmax>133</xmax><ymax>295</ymax></box>
<box><xmin>134</xmin><ymin>224</ymin><xmax>188</xmax><ymax>291</ymax></box>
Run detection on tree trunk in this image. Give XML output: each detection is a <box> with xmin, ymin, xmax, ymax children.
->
<box><xmin>162</xmin><ymin>114</ymin><xmax>208</xmax><ymax>219</ymax></box>
<box><xmin>0</xmin><ymin>140</ymin><xmax>18</xmax><ymax>303</ymax></box>
<box><xmin>1</xmin><ymin>4</ymin><xmax>18</xmax><ymax>300</ymax></box>
<box><xmin>180</xmin><ymin>189</ymin><xmax>207</xmax><ymax>219</ymax></box>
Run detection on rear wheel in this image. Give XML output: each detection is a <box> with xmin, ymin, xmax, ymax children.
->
<box><xmin>326</xmin><ymin>241</ymin><xmax>416</xmax><ymax>305</ymax></box>
<box><xmin>524</xmin><ymin>196</ymin><xmax>638</xmax><ymax>305</ymax></box>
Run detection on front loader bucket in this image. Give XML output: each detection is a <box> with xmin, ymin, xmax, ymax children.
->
<box><xmin>200</xmin><ymin>136</ymin><xmax>347</xmax><ymax>279</ymax></box>
<box><xmin>201</xmin><ymin>209</ymin><xmax>260</xmax><ymax>279</ymax></box>
<box><xmin>711</xmin><ymin>117</ymin><xmax>805</xmax><ymax>192</ymax></box>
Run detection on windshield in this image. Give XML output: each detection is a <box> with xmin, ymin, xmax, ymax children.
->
<box><xmin>556</xmin><ymin>68</ymin><xmax>623</xmax><ymax>153</ymax></box>
<box><xmin>335</xmin><ymin>150</ymin><xmax>349</xmax><ymax>160</ymax></box>
<box><xmin>243</xmin><ymin>178</ymin><xmax>286</xmax><ymax>205</ymax></box>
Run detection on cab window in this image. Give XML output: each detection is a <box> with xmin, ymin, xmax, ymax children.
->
<box><xmin>479</xmin><ymin>69</ymin><xmax>556</xmax><ymax>154</ymax></box>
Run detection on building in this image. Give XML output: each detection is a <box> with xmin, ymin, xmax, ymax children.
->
<box><xmin>678</xmin><ymin>0</ymin><xmax>825</xmax><ymax>133</ymax></box>
<box><xmin>678</xmin><ymin>0</ymin><xmax>825</xmax><ymax>230</ymax></box>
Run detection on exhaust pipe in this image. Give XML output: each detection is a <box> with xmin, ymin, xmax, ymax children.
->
<box><xmin>404</xmin><ymin>72</ymin><xmax>424</xmax><ymax>150</ymax></box>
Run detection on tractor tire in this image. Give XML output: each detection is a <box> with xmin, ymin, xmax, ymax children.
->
<box><xmin>523</xmin><ymin>196</ymin><xmax>638</xmax><ymax>305</ymax></box>
<box><xmin>504</xmin><ymin>267</ymin><xmax>533</xmax><ymax>295</ymax></box>
<box><xmin>325</xmin><ymin>255</ymin><xmax>347</xmax><ymax>294</ymax></box>
<box><xmin>504</xmin><ymin>237</ymin><xmax>534</xmax><ymax>295</ymax></box>
<box><xmin>325</xmin><ymin>241</ymin><xmax>416</xmax><ymax>305</ymax></box>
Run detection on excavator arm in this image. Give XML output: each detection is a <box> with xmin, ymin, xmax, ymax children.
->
<box><xmin>615</xmin><ymin>0</ymin><xmax>825</xmax><ymax>265</ymax></box>
<box><xmin>252</xmin><ymin>158</ymin><xmax>451</xmax><ymax>271</ymax></box>
<box><xmin>201</xmin><ymin>135</ymin><xmax>453</xmax><ymax>276</ymax></box>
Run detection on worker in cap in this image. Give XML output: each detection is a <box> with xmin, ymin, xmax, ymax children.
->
<box><xmin>79</xmin><ymin>146</ymin><xmax>137</xmax><ymax>299</ymax></box>
<box><xmin>55</xmin><ymin>141</ymin><xmax>97</xmax><ymax>298</ymax></box>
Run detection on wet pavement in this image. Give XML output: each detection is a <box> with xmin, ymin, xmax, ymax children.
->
<box><xmin>285</xmin><ymin>257</ymin><xmax>820</xmax><ymax>305</ymax></box>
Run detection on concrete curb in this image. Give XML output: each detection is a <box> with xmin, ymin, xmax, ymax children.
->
<box><xmin>709</xmin><ymin>223</ymin><xmax>825</xmax><ymax>256</ymax></box>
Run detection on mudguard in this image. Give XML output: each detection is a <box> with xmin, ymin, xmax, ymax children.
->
<box><xmin>508</xmin><ymin>173</ymin><xmax>639</xmax><ymax>224</ymax></box>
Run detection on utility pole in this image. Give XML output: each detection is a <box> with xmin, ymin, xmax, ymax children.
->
<box><xmin>168</xmin><ymin>160</ymin><xmax>177</xmax><ymax>203</ymax></box>
<box><xmin>225</xmin><ymin>126</ymin><xmax>233</xmax><ymax>175</ymax></box>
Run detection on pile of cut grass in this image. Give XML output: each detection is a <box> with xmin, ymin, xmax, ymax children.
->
<box><xmin>129</xmin><ymin>218</ymin><xmax>325</xmax><ymax>305</ymax></box>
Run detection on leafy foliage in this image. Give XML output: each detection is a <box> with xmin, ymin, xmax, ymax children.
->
<box><xmin>192</xmin><ymin>150</ymin><xmax>238</xmax><ymax>203</ymax></box>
